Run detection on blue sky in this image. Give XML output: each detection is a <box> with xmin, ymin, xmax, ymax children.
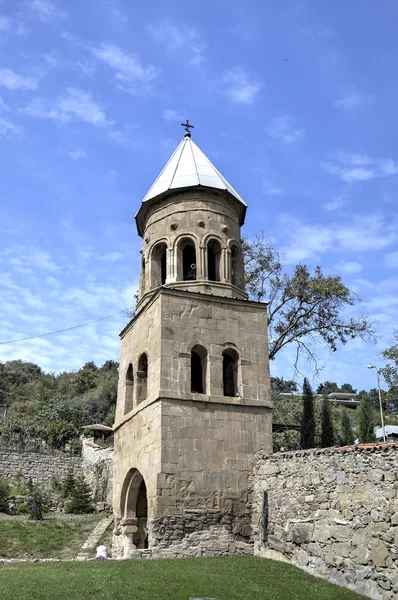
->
<box><xmin>0</xmin><ymin>0</ymin><xmax>397</xmax><ymax>391</ymax></box>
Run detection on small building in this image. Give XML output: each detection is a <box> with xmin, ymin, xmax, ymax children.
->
<box><xmin>375</xmin><ymin>425</ymin><xmax>398</xmax><ymax>442</ymax></box>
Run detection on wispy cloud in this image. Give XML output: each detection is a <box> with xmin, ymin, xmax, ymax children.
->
<box><xmin>333</xmin><ymin>261</ymin><xmax>362</xmax><ymax>274</ymax></box>
<box><xmin>322</xmin><ymin>195</ymin><xmax>347</xmax><ymax>211</ymax></box>
<box><xmin>262</xmin><ymin>180</ymin><xmax>284</xmax><ymax>196</ymax></box>
<box><xmin>148</xmin><ymin>19</ymin><xmax>206</xmax><ymax>65</ymax></box>
<box><xmin>266</xmin><ymin>116</ymin><xmax>304</xmax><ymax>144</ymax></box>
<box><xmin>0</xmin><ymin>116</ymin><xmax>23</xmax><ymax>137</ymax></box>
<box><xmin>162</xmin><ymin>109</ymin><xmax>182</xmax><ymax>122</ymax></box>
<box><xmin>334</xmin><ymin>88</ymin><xmax>370</xmax><ymax>110</ymax></box>
<box><xmin>223</xmin><ymin>66</ymin><xmax>260</xmax><ymax>104</ymax></box>
<box><xmin>93</xmin><ymin>43</ymin><xmax>159</xmax><ymax>93</ymax></box>
<box><xmin>67</xmin><ymin>147</ymin><xmax>88</xmax><ymax>160</ymax></box>
<box><xmin>322</xmin><ymin>152</ymin><xmax>398</xmax><ymax>182</ymax></box>
<box><xmin>0</xmin><ymin>15</ymin><xmax>11</xmax><ymax>30</ymax></box>
<box><xmin>22</xmin><ymin>88</ymin><xmax>112</xmax><ymax>126</ymax></box>
<box><xmin>2</xmin><ymin>245</ymin><xmax>60</xmax><ymax>272</ymax></box>
<box><xmin>105</xmin><ymin>0</ymin><xmax>128</xmax><ymax>23</ymax></box>
<box><xmin>385</xmin><ymin>252</ymin><xmax>398</xmax><ymax>269</ymax></box>
<box><xmin>25</xmin><ymin>0</ymin><xmax>68</xmax><ymax>23</ymax></box>
<box><xmin>0</xmin><ymin>67</ymin><xmax>39</xmax><ymax>91</ymax></box>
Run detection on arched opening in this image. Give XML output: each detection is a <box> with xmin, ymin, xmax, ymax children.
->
<box><xmin>136</xmin><ymin>353</ymin><xmax>148</xmax><ymax>403</ymax></box>
<box><xmin>231</xmin><ymin>245</ymin><xmax>244</xmax><ymax>288</ymax></box>
<box><xmin>207</xmin><ymin>239</ymin><xmax>221</xmax><ymax>282</ymax></box>
<box><xmin>124</xmin><ymin>363</ymin><xmax>134</xmax><ymax>414</ymax></box>
<box><xmin>176</xmin><ymin>239</ymin><xmax>196</xmax><ymax>281</ymax></box>
<box><xmin>151</xmin><ymin>243</ymin><xmax>167</xmax><ymax>288</ymax></box>
<box><xmin>191</xmin><ymin>345</ymin><xmax>207</xmax><ymax>394</ymax></box>
<box><xmin>222</xmin><ymin>348</ymin><xmax>239</xmax><ymax>397</ymax></box>
<box><xmin>120</xmin><ymin>469</ymin><xmax>148</xmax><ymax>551</ymax></box>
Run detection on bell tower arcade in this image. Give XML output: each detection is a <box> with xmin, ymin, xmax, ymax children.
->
<box><xmin>113</xmin><ymin>125</ymin><xmax>272</xmax><ymax>558</ymax></box>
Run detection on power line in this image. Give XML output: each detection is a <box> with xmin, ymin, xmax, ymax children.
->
<box><xmin>0</xmin><ymin>308</ymin><xmax>132</xmax><ymax>346</ymax></box>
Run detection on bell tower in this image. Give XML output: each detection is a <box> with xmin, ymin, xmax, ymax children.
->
<box><xmin>113</xmin><ymin>124</ymin><xmax>272</xmax><ymax>558</ymax></box>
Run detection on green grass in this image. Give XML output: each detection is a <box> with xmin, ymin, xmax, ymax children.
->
<box><xmin>0</xmin><ymin>556</ymin><xmax>367</xmax><ymax>600</ymax></box>
<box><xmin>0</xmin><ymin>515</ymin><xmax>102</xmax><ymax>559</ymax></box>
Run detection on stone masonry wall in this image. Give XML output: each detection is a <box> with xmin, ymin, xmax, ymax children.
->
<box><xmin>251</xmin><ymin>445</ymin><xmax>398</xmax><ymax>600</ymax></box>
<box><xmin>0</xmin><ymin>450</ymin><xmax>82</xmax><ymax>485</ymax></box>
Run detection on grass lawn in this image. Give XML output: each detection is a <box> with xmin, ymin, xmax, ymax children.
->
<box><xmin>0</xmin><ymin>515</ymin><xmax>103</xmax><ymax>560</ymax></box>
<box><xmin>0</xmin><ymin>556</ymin><xmax>367</xmax><ymax>600</ymax></box>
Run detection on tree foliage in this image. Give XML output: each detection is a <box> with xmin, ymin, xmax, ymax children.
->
<box><xmin>0</xmin><ymin>476</ymin><xmax>10</xmax><ymax>513</ymax></box>
<box><xmin>358</xmin><ymin>394</ymin><xmax>375</xmax><ymax>443</ymax></box>
<box><xmin>340</xmin><ymin>409</ymin><xmax>354</xmax><ymax>446</ymax></box>
<box><xmin>65</xmin><ymin>476</ymin><xmax>94</xmax><ymax>514</ymax></box>
<box><xmin>27</xmin><ymin>486</ymin><xmax>44</xmax><ymax>520</ymax></box>
<box><xmin>243</xmin><ymin>235</ymin><xmax>374</xmax><ymax>371</ymax></box>
<box><xmin>300</xmin><ymin>378</ymin><xmax>315</xmax><ymax>449</ymax></box>
<box><xmin>271</xmin><ymin>377</ymin><xmax>298</xmax><ymax>394</ymax></box>
<box><xmin>320</xmin><ymin>399</ymin><xmax>334</xmax><ymax>447</ymax></box>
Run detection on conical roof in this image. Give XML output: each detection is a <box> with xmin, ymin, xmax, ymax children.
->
<box><xmin>142</xmin><ymin>135</ymin><xmax>247</xmax><ymax>207</ymax></box>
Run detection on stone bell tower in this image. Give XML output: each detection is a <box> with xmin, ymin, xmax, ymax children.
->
<box><xmin>113</xmin><ymin>123</ymin><xmax>272</xmax><ymax>558</ymax></box>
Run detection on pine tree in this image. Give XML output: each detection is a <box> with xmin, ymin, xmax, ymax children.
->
<box><xmin>358</xmin><ymin>394</ymin><xmax>375</xmax><ymax>443</ymax></box>
<box><xmin>300</xmin><ymin>378</ymin><xmax>315</xmax><ymax>449</ymax></box>
<box><xmin>27</xmin><ymin>486</ymin><xmax>43</xmax><ymax>520</ymax></box>
<box><xmin>62</xmin><ymin>472</ymin><xmax>76</xmax><ymax>499</ymax></box>
<box><xmin>320</xmin><ymin>398</ymin><xmax>334</xmax><ymax>447</ymax></box>
<box><xmin>0</xmin><ymin>476</ymin><xmax>10</xmax><ymax>513</ymax></box>
<box><xmin>65</xmin><ymin>476</ymin><xmax>94</xmax><ymax>514</ymax></box>
<box><xmin>340</xmin><ymin>409</ymin><xmax>354</xmax><ymax>446</ymax></box>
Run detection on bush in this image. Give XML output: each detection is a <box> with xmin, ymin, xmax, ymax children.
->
<box><xmin>65</xmin><ymin>476</ymin><xmax>94</xmax><ymax>514</ymax></box>
<box><xmin>27</xmin><ymin>486</ymin><xmax>44</xmax><ymax>520</ymax></box>
<box><xmin>17</xmin><ymin>502</ymin><xmax>27</xmax><ymax>514</ymax></box>
<box><xmin>0</xmin><ymin>476</ymin><xmax>10</xmax><ymax>513</ymax></box>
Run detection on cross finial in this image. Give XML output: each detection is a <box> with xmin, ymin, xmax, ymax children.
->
<box><xmin>181</xmin><ymin>119</ymin><xmax>194</xmax><ymax>137</ymax></box>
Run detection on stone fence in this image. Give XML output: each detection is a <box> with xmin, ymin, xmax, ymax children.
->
<box><xmin>0</xmin><ymin>450</ymin><xmax>82</xmax><ymax>486</ymax></box>
<box><xmin>251</xmin><ymin>444</ymin><xmax>398</xmax><ymax>600</ymax></box>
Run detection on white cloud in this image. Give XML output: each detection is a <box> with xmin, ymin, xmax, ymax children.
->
<box><xmin>385</xmin><ymin>252</ymin><xmax>398</xmax><ymax>268</ymax></box>
<box><xmin>266</xmin><ymin>116</ymin><xmax>304</xmax><ymax>144</ymax></box>
<box><xmin>322</xmin><ymin>152</ymin><xmax>398</xmax><ymax>182</ymax></box>
<box><xmin>148</xmin><ymin>19</ymin><xmax>206</xmax><ymax>65</ymax></box>
<box><xmin>93</xmin><ymin>43</ymin><xmax>159</xmax><ymax>92</ymax></box>
<box><xmin>100</xmin><ymin>252</ymin><xmax>123</xmax><ymax>262</ymax></box>
<box><xmin>105</xmin><ymin>0</ymin><xmax>128</xmax><ymax>22</ymax></box>
<box><xmin>27</xmin><ymin>0</ymin><xmax>68</xmax><ymax>23</ymax></box>
<box><xmin>0</xmin><ymin>67</ymin><xmax>39</xmax><ymax>91</ymax></box>
<box><xmin>162</xmin><ymin>109</ymin><xmax>182</xmax><ymax>122</ymax></box>
<box><xmin>223</xmin><ymin>66</ymin><xmax>260</xmax><ymax>104</ymax></box>
<box><xmin>0</xmin><ymin>116</ymin><xmax>23</xmax><ymax>137</ymax></box>
<box><xmin>2</xmin><ymin>245</ymin><xmax>60</xmax><ymax>271</ymax></box>
<box><xmin>333</xmin><ymin>261</ymin><xmax>362</xmax><ymax>275</ymax></box>
<box><xmin>0</xmin><ymin>15</ymin><xmax>11</xmax><ymax>30</ymax></box>
<box><xmin>322</xmin><ymin>196</ymin><xmax>347</xmax><ymax>211</ymax></box>
<box><xmin>67</xmin><ymin>147</ymin><xmax>88</xmax><ymax>160</ymax></box>
<box><xmin>262</xmin><ymin>180</ymin><xmax>284</xmax><ymax>196</ymax></box>
<box><xmin>334</xmin><ymin>88</ymin><xmax>370</xmax><ymax>110</ymax></box>
<box><xmin>22</xmin><ymin>88</ymin><xmax>112</xmax><ymax>126</ymax></box>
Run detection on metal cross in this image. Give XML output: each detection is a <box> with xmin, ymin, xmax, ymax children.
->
<box><xmin>181</xmin><ymin>119</ymin><xmax>194</xmax><ymax>136</ymax></box>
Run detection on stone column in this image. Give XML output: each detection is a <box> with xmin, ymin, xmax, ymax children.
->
<box><xmin>209</xmin><ymin>355</ymin><xmax>223</xmax><ymax>396</ymax></box>
<box><xmin>198</xmin><ymin>244</ymin><xmax>206</xmax><ymax>280</ymax></box>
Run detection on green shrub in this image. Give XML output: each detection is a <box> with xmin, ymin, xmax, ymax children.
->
<box><xmin>65</xmin><ymin>476</ymin><xmax>94</xmax><ymax>514</ymax></box>
<box><xmin>17</xmin><ymin>502</ymin><xmax>27</xmax><ymax>514</ymax></box>
<box><xmin>0</xmin><ymin>476</ymin><xmax>10</xmax><ymax>513</ymax></box>
<box><xmin>27</xmin><ymin>486</ymin><xmax>44</xmax><ymax>520</ymax></box>
<box><xmin>43</xmin><ymin>504</ymin><xmax>50</xmax><ymax>513</ymax></box>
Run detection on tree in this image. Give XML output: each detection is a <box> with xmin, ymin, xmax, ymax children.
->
<box><xmin>0</xmin><ymin>476</ymin><xmax>10</xmax><ymax>513</ymax></box>
<box><xmin>320</xmin><ymin>399</ymin><xmax>334</xmax><ymax>447</ymax></box>
<box><xmin>243</xmin><ymin>235</ymin><xmax>374</xmax><ymax>371</ymax></box>
<box><xmin>65</xmin><ymin>476</ymin><xmax>94</xmax><ymax>514</ymax></box>
<box><xmin>317</xmin><ymin>381</ymin><xmax>339</xmax><ymax>395</ymax></box>
<box><xmin>271</xmin><ymin>377</ymin><xmax>298</xmax><ymax>394</ymax></box>
<box><xmin>27</xmin><ymin>486</ymin><xmax>44</xmax><ymax>520</ymax></box>
<box><xmin>358</xmin><ymin>395</ymin><xmax>375</xmax><ymax>443</ymax></box>
<box><xmin>340</xmin><ymin>383</ymin><xmax>357</xmax><ymax>393</ymax></box>
<box><xmin>340</xmin><ymin>409</ymin><xmax>354</xmax><ymax>446</ymax></box>
<box><xmin>62</xmin><ymin>472</ymin><xmax>76</xmax><ymax>499</ymax></box>
<box><xmin>300</xmin><ymin>378</ymin><xmax>315</xmax><ymax>449</ymax></box>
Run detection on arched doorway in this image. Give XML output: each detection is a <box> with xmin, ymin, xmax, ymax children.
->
<box><xmin>120</xmin><ymin>468</ymin><xmax>148</xmax><ymax>553</ymax></box>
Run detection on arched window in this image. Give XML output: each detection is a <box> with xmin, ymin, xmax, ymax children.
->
<box><xmin>231</xmin><ymin>245</ymin><xmax>244</xmax><ymax>288</ymax></box>
<box><xmin>207</xmin><ymin>239</ymin><xmax>221</xmax><ymax>282</ymax></box>
<box><xmin>124</xmin><ymin>363</ymin><xmax>134</xmax><ymax>414</ymax></box>
<box><xmin>151</xmin><ymin>243</ymin><xmax>167</xmax><ymax>288</ymax></box>
<box><xmin>222</xmin><ymin>348</ymin><xmax>239</xmax><ymax>397</ymax></box>
<box><xmin>136</xmin><ymin>353</ymin><xmax>148</xmax><ymax>403</ymax></box>
<box><xmin>191</xmin><ymin>345</ymin><xmax>207</xmax><ymax>394</ymax></box>
<box><xmin>177</xmin><ymin>239</ymin><xmax>197</xmax><ymax>281</ymax></box>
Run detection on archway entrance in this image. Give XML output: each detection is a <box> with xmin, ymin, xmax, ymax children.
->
<box><xmin>120</xmin><ymin>468</ymin><xmax>148</xmax><ymax>553</ymax></box>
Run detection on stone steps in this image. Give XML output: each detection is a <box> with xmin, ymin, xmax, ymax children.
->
<box><xmin>76</xmin><ymin>515</ymin><xmax>114</xmax><ymax>561</ymax></box>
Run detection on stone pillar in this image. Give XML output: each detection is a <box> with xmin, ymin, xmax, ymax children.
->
<box><xmin>198</xmin><ymin>244</ymin><xmax>206</xmax><ymax>280</ymax></box>
<box><xmin>209</xmin><ymin>355</ymin><xmax>223</xmax><ymax>396</ymax></box>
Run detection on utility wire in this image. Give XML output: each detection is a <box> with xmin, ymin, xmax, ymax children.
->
<box><xmin>0</xmin><ymin>308</ymin><xmax>132</xmax><ymax>346</ymax></box>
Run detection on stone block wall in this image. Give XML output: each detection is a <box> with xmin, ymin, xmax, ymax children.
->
<box><xmin>0</xmin><ymin>450</ymin><xmax>82</xmax><ymax>485</ymax></box>
<box><xmin>251</xmin><ymin>445</ymin><xmax>398</xmax><ymax>600</ymax></box>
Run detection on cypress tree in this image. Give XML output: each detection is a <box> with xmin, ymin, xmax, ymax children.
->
<box><xmin>300</xmin><ymin>378</ymin><xmax>315</xmax><ymax>449</ymax></box>
<box><xmin>27</xmin><ymin>486</ymin><xmax>44</xmax><ymax>520</ymax></box>
<box><xmin>358</xmin><ymin>394</ymin><xmax>375</xmax><ymax>443</ymax></box>
<box><xmin>340</xmin><ymin>409</ymin><xmax>354</xmax><ymax>446</ymax></box>
<box><xmin>321</xmin><ymin>398</ymin><xmax>334</xmax><ymax>447</ymax></box>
